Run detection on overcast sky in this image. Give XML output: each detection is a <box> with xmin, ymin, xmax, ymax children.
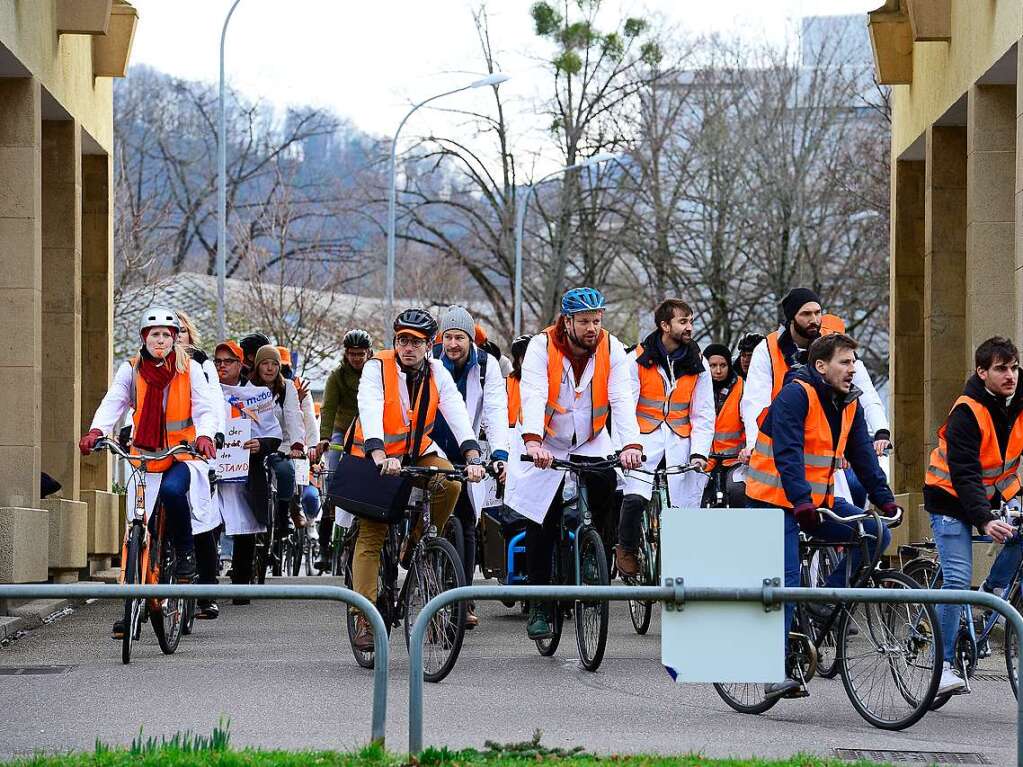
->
<box><xmin>130</xmin><ymin>0</ymin><xmax>877</xmax><ymax>168</ymax></box>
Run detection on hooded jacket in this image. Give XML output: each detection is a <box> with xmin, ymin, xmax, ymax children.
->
<box><xmin>757</xmin><ymin>365</ymin><xmax>894</xmax><ymax>509</ymax></box>
<box><xmin>319</xmin><ymin>357</ymin><xmax>364</xmax><ymax>441</ymax></box>
<box><xmin>923</xmin><ymin>374</ymin><xmax>1023</xmax><ymax>532</ymax></box>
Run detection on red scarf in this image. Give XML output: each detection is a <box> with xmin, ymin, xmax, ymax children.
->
<box><xmin>134</xmin><ymin>352</ymin><xmax>177</xmax><ymax>451</ymax></box>
<box><xmin>552</xmin><ymin>324</ymin><xmax>591</xmax><ymax>385</ymax></box>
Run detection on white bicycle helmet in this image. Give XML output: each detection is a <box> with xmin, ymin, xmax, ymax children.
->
<box><xmin>139</xmin><ymin>305</ymin><xmax>181</xmax><ymax>337</ymax></box>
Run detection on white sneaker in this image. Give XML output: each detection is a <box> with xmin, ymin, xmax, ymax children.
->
<box><xmin>937</xmin><ymin>662</ymin><xmax>965</xmax><ymax>695</ymax></box>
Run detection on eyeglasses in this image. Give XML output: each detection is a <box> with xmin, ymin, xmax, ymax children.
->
<box><xmin>396</xmin><ymin>336</ymin><xmax>426</xmax><ymax>348</ymax></box>
<box><xmin>213</xmin><ymin>358</ymin><xmax>239</xmax><ymax>367</ymax></box>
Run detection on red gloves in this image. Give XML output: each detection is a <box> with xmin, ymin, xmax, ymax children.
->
<box><xmin>880</xmin><ymin>502</ymin><xmax>903</xmax><ymax>526</ymax></box>
<box><xmin>194</xmin><ymin>436</ymin><xmax>217</xmax><ymax>460</ymax></box>
<box><xmin>78</xmin><ymin>429</ymin><xmax>103</xmax><ymax>455</ymax></box>
<box><xmin>792</xmin><ymin>502</ymin><xmax>820</xmax><ymax>533</ymax></box>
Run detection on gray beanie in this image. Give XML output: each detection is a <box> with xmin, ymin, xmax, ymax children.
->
<box><xmin>439</xmin><ymin>305</ymin><xmax>475</xmax><ymax>339</ymax></box>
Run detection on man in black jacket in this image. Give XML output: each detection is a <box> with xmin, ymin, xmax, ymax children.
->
<box><xmin>924</xmin><ymin>336</ymin><xmax>1023</xmax><ymax>696</ymax></box>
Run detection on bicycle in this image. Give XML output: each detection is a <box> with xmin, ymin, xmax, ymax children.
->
<box><xmin>93</xmin><ymin>437</ymin><xmax>203</xmax><ymax>665</ymax></box>
<box><xmin>343</xmin><ymin>463</ymin><xmax>468</xmax><ymax>682</ymax></box>
<box><xmin>620</xmin><ymin>461</ymin><xmax>704</xmax><ymax>634</ymax></box>
<box><xmin>899</xmin><ymin>506</ymin><xmax>1023</xmax><ymax>703</ymax></box>
<box><xmin>521</xmin><ymin>453</ymin><xmax>619</xmax><ymax>671</ymax></box>
<box><xmin>714</xmin><ymin>506</ymin><xmax>943</xmax><ymax>731</ymax></box>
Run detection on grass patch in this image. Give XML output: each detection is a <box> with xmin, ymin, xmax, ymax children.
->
<box><xmin>2</xmin><ymin>727</ymin><xmax>892</xmax><ymax>767</ymax></box>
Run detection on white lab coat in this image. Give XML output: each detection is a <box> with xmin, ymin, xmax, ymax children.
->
<box><xmin>435</xmin><ymin>348</ymin><xmax>511</xmax><ymax>518</ymax></box>
<box><xmin>89</xmin><ymin>359</ymin><xmax>220</xmax><ymax>534</ymax></box>
<box><xmin>272</xmin><ymin>382</ymin><xmax>306</xmax><ymax>450</ymax></box>
<box><xmin>504</xmin><ymin>332</ymin><xmax>640</xmax><ymax>524</ymax></box>
<box><xmin>622</xmin><ymin>356</ymin><xmax>716</xmax><ymax>507</ymax></box>
<box><xmin>196</xmin><ymin>357</ymin><xmax>226</xmax><ymax>435</ymax></box>
<box><xmin>356</xmin><ymin>356</ymin><xmax>477</xmax><ymax>458</ymax></box>
<box><xmin>294</xmin><ymin>379</ymin><xmax>319</xmax><ymax>446</ymax></box>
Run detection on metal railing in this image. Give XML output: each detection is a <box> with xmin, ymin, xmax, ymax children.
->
<box><xmin>0</xmin><ymin>583</ymin><xmax>390</xmax><ymax>745</ymax></box>
<box><xmin>408</xmin><ymin>583</ymin><xmax>1023</xmax><ymax>764</ymax></box>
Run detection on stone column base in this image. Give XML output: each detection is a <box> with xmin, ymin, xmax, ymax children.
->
<box><xmin>81</xmin><ymin>489</ymin><xmax>120</xmax><ymax>557</ymax></box>
<box><xmin>0</xmin><ymin>507</ymin><xmax>49</xmax><ymax>584</ymax></box>
<box><xmin>41</xmin><ymin>498</ymin><xmax>87</xmax><ymax>572</ymax></box>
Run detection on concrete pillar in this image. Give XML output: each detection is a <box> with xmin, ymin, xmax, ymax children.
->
<box><xmin>966</xmin><ymin>84</ymin><xmax>1016</xmax><ymax>361</ymax></box>
<box><xmin>41</xmin><ymin>120</ymin><xmax>82</xmax><ymax>502</ymax></box>
<box><xmin>889</xmin><ymin>160</ymin><xmax>926</xmax><ymax>500</ymax></box>
<box><xmin>924</xmin><ymin>126</ymin><xmax>968</xmax><ymax>457</ymax></box>
<box><xmin>1016</xmin><ymin>56</ymin><xmax>1023</xmax><ymax>346</ymax></box>
<box><xmin>0</xmin><ymin>77</ymin><xmax>48</xmax><ymax>584</ymax></box>
<box><xmin>80</xmin><ymin>153</ymin><xmax>112</xmax><ymax>494</ymax></box>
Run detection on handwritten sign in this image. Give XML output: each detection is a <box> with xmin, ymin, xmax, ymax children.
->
<box><xmin>293</xmin><ymin>457</ymin><xmax>310</xmax><ymax>486</ymax></box>
<box><xmin>216</xmin><ymin>417</ymin><xmax>251</xmax><ymax>481</ymax></box>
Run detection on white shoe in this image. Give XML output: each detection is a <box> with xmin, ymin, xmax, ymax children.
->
<box><xmin>937</xmin><ymin>663</ymin><xmax>965</xmax><ymax>695</ymax></box>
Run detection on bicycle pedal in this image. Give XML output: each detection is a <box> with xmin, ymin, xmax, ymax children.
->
<box><xmin>782</xmin><ymin>686</ymin><xmax>810</xmax><ymax>699</ymax></box>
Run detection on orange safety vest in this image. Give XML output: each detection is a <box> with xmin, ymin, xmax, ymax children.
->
<box><xmin>765</xmin><ymin>331</ymin><xmax>789</xmax><ymax>399</ymax></box>
<box><xmin>924</xmin><ymin>396</ymin><xmax>1023</xmax><ymax>503</ymax></box>
<box><xmin>541</xmin><ymin>325</ymin><xmax>610</xmax><ymax>439</ymax></box>
<box><xmin>709</xmin><ymin>376</ymin><xmax>745</xmax><ymax>469</ymax></box>
<box><xmin>346</xmin><ymin>351</ymin><xmax>439</xmax><ymax>459</ymax></box>
<box><xmin>130</xmin><ymin>357</ymin><xmax>197</xmax><ymax>473</ymax></box>
<box><xmin>632</xmin><ymin>344</ymin><xmax>698</xmax><ymax>437</ymax></box>
<box><xmin>507</xmin><ymin>375</ymin><xmax>521</xmax><ymax>429</ymax></box>
<box><xmin>745</xmin><ymin>379</ymin><xmax>856</xmax><ymax>509</ymax></box>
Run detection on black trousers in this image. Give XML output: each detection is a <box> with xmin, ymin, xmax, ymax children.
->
<box><xmin>194</xmin><ymin>529</ymin><xmax>220</xmax><ymax>586</ymax></box>
<box><xmin>525</xmin><ymin>458</ymin><xmax>617</xmax><ymax>587</ymax></box>
<box><xmin>454</xmin><ymin>489</ymin><xmax>476</xmax><ymax>585</ymax></box>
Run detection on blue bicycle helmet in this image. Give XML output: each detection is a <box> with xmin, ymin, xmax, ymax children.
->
<box><xmin>561</xmin><ymin>287</ymin><xmax>606</xmax><ymax>315</ymax></box>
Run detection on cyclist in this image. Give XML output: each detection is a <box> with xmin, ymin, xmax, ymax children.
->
<box><xmin>744</xmin><ymin>332</ymin><xmax>900</xmax><ymax>699</ymax></box>
<box><xmin>432</xmin><ymin>306</ymin><xmax>510</xmax><ymax>628</ymax></box>
<box><xmin>504</xmin><ymin>287</ymin><xmax>643</xmax><ymax>639</ymax></box>
<box><xmin>279</xmin><ymin>346</ymin><xmax>318</xmax><ymax>530</ymax></box>
<box><xmin>345</xmin><ymin>308</ymin><xmax>486</xmax><ymax>651</ymax></box>
<box><xmin>923</xmin><ymin>336</ymin><xmax>1023</xmax><ymax>696</ymax></box>
<box><xmin>238</xmin><ymin>332</ymin><xmax>271</xmax><ymax>381</ymax></box>
<box><xmin>79</xmin><ymin>307</ymin><xmax>219</xmax><ymax>636</ymax></box>
<box><xmin>702</xmin><ymin>343</ymin><xmax>746</xmax><ymax>507</ymax></box>
<box><xmin>617</xmin><ymin>299</ymin><xmax>714</xmax><ymax>577</ymax></box>
<box><xmin>313</xmin><ymin>329</ymin><xmax>372</xmax><ymax>570</ymax></box>
<box><xmin>506</xmin><ymin>334</ymin><xmax>532</xmax><ymax>430</ymax></box>
<box><xmin>735</xmin><ymin>333</ymin><xmax>764</xmax><ymax>379</ymax></box>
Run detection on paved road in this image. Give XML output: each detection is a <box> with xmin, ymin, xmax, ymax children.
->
<box><xmin>0</xmin><ymin>576</ymin><xmax>1017</xmax><ymax>764</ymax></box>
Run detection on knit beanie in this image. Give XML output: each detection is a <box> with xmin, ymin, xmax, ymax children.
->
<box><xmin>439</xmin><ymin>306</ymin><xmax>475</xmax><ymax>339</ymax></box>
<box><xmin>702</xmin><ymin>344</ymin><xmax>732</xmax><ymax>363</ymax></box>
<box><xmin>253</xmin><ymin>344</ymin><xmax>281</xmax><ymax>369</ymax></box>
<box><xmin>780</xmin><ymin>287</ymin><xmax>821</xmax><ymax>323</ymax></box>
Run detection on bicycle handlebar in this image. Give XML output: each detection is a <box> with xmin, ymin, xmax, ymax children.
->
<box><xmin>398</xmin><ymin>464</ymin><xmax>472</xmax><ymax>481</ymax></box>
<box><xmin>816</xmin><ymin>506</ymin><xmax>903</xmax><ymax>528</ymax></box>
<box><xmin>519</xmin><ymin>450</ymin><xmax>644</xmax><ymax>472</ymax></box>
<box><xmin>626</xmin><ymin>462</ymin><xmax>701</xmax><ymax>477</ymax></box>
<box><xmin>93</xmin><ymin>436</ymin><xmax>201</xmax><ymax>463</ymax></box>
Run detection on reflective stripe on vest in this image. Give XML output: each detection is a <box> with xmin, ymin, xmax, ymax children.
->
<box><xmin>130</xmin><ymin>359</ymin><xmax>196</xmax><ymax>473</ymax></box>
<box><xmin>924</xmin><ymin>396</ymin><xmax>1023</xmax><ymax>503</ymax></box>
<box><xmin>709</xmin><ymin>376</ymin><xmax>745</xmax><ymax>469</ymax></box>
<box><xmin>542</xmin><ymin>325</ymin><xmax>611</xmax><ymax>439</ymax></box>
<box><xmin>632</xmin><ymin>344</ymin><xmax>698</xmax><ymax>438</ymax></box>
<box><xmin>745</xmin><ymin>379</ymin><xmax>856</xmax><ymax>509</ymax></box>
<box><xmin>347</xmin><ymin>351</ymin><xmax>439</xmax><ymax>459</ymax></box>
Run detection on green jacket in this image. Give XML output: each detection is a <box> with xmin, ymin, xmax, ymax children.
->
<box><xmin>320</xmin><ymin>359</ymin><xmax>363</xmax><ymax>442</ymax></box>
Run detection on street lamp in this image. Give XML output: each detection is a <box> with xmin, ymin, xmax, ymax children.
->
<box><xmin>216</xmin><ymin>0</ymin><xmax>244</xmax><ymax>342</ymax></box>
<box><xmin>512</xmin><ymin>152</ymin><xmax>623</xmax><ymax>336</ymax></box>
<box><xmin>385</xmin><ymin>73</ymin><xmax>510</xmax><ymax>332</ymax></box>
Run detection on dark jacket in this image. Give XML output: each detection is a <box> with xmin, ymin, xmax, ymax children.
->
<box><xmin>635</xmin><ymin>330</ymin><xmax>704</xmax><ymax>382</ymax></box>
<box><xmin>319</xmin><ymin>358</ymin><xmax>363</xmax><ymax>442</ymax></box>
<box><xmin>923</xmin><ymin>375</ymin><xmax>1023</xmax><ymax>532</ymax></box>
<box><xmin>759</xmin><ymin>365</ymin><xmax>894</xmax><ymax>510</ymax></box>
<box><xmin>713</xmin><ymin>369</ymin><xmax>740</xmax><ymax>414</ymax></box>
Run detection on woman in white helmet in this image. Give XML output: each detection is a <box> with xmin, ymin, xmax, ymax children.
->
<box><xmin>79</xmin><ymin>306</ymin><xmax>220</xmax><ymax>636</ymax></box>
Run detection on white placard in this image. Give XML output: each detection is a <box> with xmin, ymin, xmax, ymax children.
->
<box><xmin>216</xmin><ymin>417</ymin><xmax>250</xmax><ymax>480</ymax></box>
<box><xmin>660</xmin><ymin>507</ymin><xmax>785</xmax><ymax>684</ymax></box>
<box><xmin>293</xmin><ymin>458</ymin><xmax>310</xmax><ymax>486</ymax></box>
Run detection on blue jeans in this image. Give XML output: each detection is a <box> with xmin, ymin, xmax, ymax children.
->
<box><xmin>930</xmin><ymin>513</ymin><xmax>1023</xmax><ymax>659</ymax></box>
<box><xmin>782</xmin><ymin>498</ymin><xmax>892</xmax><ymax>633</ymax></box>
<box><xmin>845</xmin><ymin>469</ymin><xmax>867</xmax><ymax>508</ymax></box>
<box><xmin>157</xmin><ymin>461</ymin><xmax>193</xmax><ymax>552</ymax></box>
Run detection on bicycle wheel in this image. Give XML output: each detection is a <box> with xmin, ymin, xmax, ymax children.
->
<box><xmin>403</xmin><ymin>536</ymin><xmax>466</xmax><ymax>683</ymax></box>
<box><xmin>575</xmin><ymin>527</ymin><xmax>610</xmax><ymax>671</ymax></box>
<box><xmin>289</xmin><ymin>527</ymin><xmax>306</xmax><ymax>576</ymax></box>
<box><xmin>1005</xmin><ymin>585</ymin><xmax>1021</xmax><ymax>699</ymax></box>
<box><xmin>442</xmin><ymin>515</ymin><xmax>464</xmax><ymax>561</ymax></box>
<box><xmin>121</xmin><ymin>524</ymin><xmax>146</xmax><ymax>665</ymax></box>
<box><xmin>902</xmin><ymin>557</ymin><xmax>940</xmax><ymax>590</ymax></box>
<box><xmin>536</xmin><ymin>602</ymin><xmax>564</xmax><ymax>656</ymax></box>
<box><xmin>181</xmin><ymin>597</ymin><xmax>196</xmax><ymax>636</ymax></box>
<box><xmin>150</xmin><ymin>537</ymin><xmax>183</xmax><ymax>656</ymax></box>
<box><xmin>712</xmin><ymin>682</ymin><xmax>780</xmax><ymax>715</ymax></box>
<box><xmin>629</xmin><ymin>502</ymin><xmax>656</xmax><ymax>635</ymax></box>
<box><xmin>344</xmin><ymin>557</ymin><xmax>376</xmax><ymax>670</ymax></box>
<box><xmin>839</xmin><ymin>570</ymin><xmax>941</xmax><ymax>730</ymax></box>
<box><xmin>252</xmin><ymin>532</ymin><xmax>268</xmax><ymax>585</ymax></box>
<box><xmin>805</xmin><ymin>548</ymin><xmax>840</xmax><ymax>679</ymax></box>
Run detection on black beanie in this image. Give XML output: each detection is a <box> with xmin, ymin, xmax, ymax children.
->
<box><xmin>703</xmin><ymin>344</ymin><xmax>732</xmax><ymax>362</ymax></box>
<box><xmin>781</xmin><ymin>287</ymin><xmax>821</xmax><ymax>323</ymax></box>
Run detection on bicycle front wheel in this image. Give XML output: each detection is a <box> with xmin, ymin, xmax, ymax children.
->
<box><xmin>839</xmin><ymin>570</ymin><xmax>941</xmax><ymax>730</ymax></box>
<box><xmin>150</xmin><ymin>537</ymin><xmax>183</xmax><ymax>655</ymax></box>
<box><xmin>712</xmin><ymin>683</ymin><xmax>779</xmax><ymax>715</ymax></box>
<box><xmin>121</xmin><ymin>524</ymin><xmax>146</xmax><ymax>665</ymax></box>
<box><xmin>1004</xmin><ymin>585</ymin><xmax>1022</xmax><ymax>699</ymax></box>
<box><xmin>575</xmin><ymin>527</ymin><xmax>609</xmax><ymax>671</ymax></box>
<box><xmin>403</xmin><ymin>536</ymin><xmax>466</xmax><ymax>683</ymax></box>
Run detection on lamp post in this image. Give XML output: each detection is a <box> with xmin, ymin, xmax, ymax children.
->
<box><xmin>512</xmin><ymin>152</ymin><xmax>621</xmax><ymax>336</ymax></box>
<box><xmin>385</xmin><ymin>73</ymin><xmax>509</xmax><ymax>334</ymax></box>
<box><xmin>217</xmin><ymin>0</ymin><xmax>244</xmax><ymax>342</ymax></box>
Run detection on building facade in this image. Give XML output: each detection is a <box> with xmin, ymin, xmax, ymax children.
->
<box><xmin>871</xmin><ymin>0</ymin><xmax>1023</xmax><ymax>546</ymax></box>
<box><xmin>0</xmin><ymin>0</ymin><xmax>135</xmax><ymax>590</ymax></box>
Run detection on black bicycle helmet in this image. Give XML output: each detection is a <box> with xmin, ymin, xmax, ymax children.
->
<box><xmin>510</xmin><ymin>334</ymin><xmax>532</xmax><ymax>363</ymax></box>
<box><xmin>239</xmin><ymin>332</ymin><xmax>271</xmax><ymax>359</ymax></box>
<box><xmin>343</xmin><ymin>328</ymin><xmax>372</xmax><ymax>349</ymax></box>
<box><xmin>393</xmin><ymin>308</ymin><xmax>438</xmax><ymax>340</ymax></box>
<box><xmin>737</xmin><ymin>333</ymin><xmax>765</xmax><ymax>354</ymax></box>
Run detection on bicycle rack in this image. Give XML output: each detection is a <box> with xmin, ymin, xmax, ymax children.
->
<box><xmin>407</xmin><ymin>583</ymin><xmax>1023</xmax><ymax>765</ymax></box>
<box><xmin>0</xmin><ymin>583</ymin><xmax>389</xmax><ymax>745</ymax></box>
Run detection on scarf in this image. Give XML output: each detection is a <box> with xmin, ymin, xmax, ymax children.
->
<box><xmin>553</xmin><ymin>325</ymin><xmax>590</xmax><ymax>384</ymax></box>
<box><xmin>134</xmin><ymin>350</ymin><xmax>177</xmax><ymax>451</ymax></box>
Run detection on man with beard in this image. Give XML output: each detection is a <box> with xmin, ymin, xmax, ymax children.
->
<box><xmin>615</xmin><ymin>300</ymin><xmax>715</xmax><ymax>577</ymax></box>
<box><xmin>504</xmin><ymin>287</ymin><xmax>643</xmax><ymax>639</ymax></box>
<box><xmin>745</xmin><ymin>333</ymin><xmax>900</xmax><ymax>699</ymax></box>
